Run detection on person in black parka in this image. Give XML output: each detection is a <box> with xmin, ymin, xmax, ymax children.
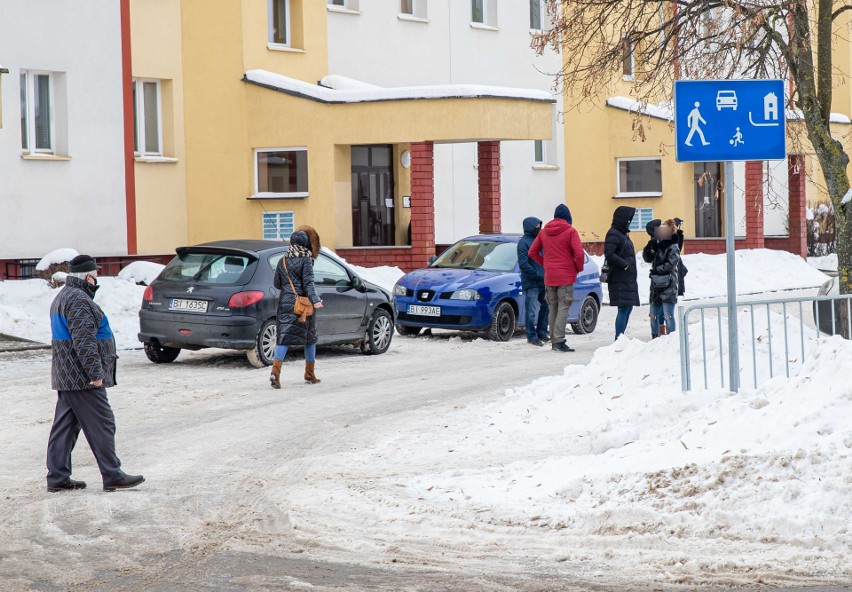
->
<box><xmin>642</xmin><ymin>219</ymin><xmax>682</xmax><ymax>337</ymax></box>
<box><xmin>271</xmin><ymin>229</ymin><xmax>324</xmax><ymax>389</ymax></box>
<box><xmin>604</xmin><ymin>206</ymin><xmax>640</xmax><ymax>339</ymax></box>
<box><xmin>518</xmin><ymin>216</ymin><xmax>549</xmax><ymax>346</ymax></box>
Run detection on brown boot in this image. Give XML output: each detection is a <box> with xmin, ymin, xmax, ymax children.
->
<box><xmin>304</xmin><ymin>361</ymin><xmax>321</xmax><ymax>384</ymax></box>
<box><xmin>270</xmin><ymin>359</ymin><xmax>282</xmax><ymax>389</ymax></box>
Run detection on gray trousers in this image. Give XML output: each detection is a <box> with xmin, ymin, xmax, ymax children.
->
<box><xmin>46</xmin><ymin>387</ymin><xmax>123</xmax><ymax>486</ymax></box>
<box><xmin>545</xmin><ymin>285</ymin><xmax>574</xmax><ymax>344</ymax></box>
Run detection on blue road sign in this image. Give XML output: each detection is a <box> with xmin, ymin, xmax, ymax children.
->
<box><xmin>674</xmin><ymin>79</ymin><xmax>786</xmax><ymax>162</ymax></box>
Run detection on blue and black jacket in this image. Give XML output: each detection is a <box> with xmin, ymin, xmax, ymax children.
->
<box><xmin>50</xmin><ymin>275</ymin><xmax>118</xmax><ymax>391</ymax></box>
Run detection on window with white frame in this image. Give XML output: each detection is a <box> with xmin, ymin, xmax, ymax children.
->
<box><xmin>533</xmin><ymin>105</ymin><xmax>559</xmax><ymax>168</ymax></box>
<box><xmin>328</xmin><ymin>0</ymin><xmax>359</xmax><ymax>11</ymax></box>
<box><xmin>132</xmin><ymin>79</ymin><xmax>162</xmax><ymax>156</ymax></box>
<box><xmin>20</xmin><ymin>70</ymin><xmax>55</xmax><ymax>154</ymax></box>
<box><xmin>534</xmin><ymin>140</ymin><xmax>546</xmax><ymax>164</ymax></box>
<box><xmin>268</xmin><ymin>0</ymin><xmax>290</xmax><ymax>46</ymax></box>
<box><xmin>622</xmin><ymin>35</ymin><xmax>635</xmax><ymax>78</ymax></box>
<box><xmin>616</xmin><ymin>158</ymin><xmax>662</xmax><ymax>197</ymax></box>
<box><xmin>400</xmin><ymin>0</ymin><xmax>427</xmax><ymax>19</ymax></box>
<box><xmin>471</xmin><ymin>0</ymin><xmax>497</xmax><ymax>27</ymax></box>
<box><xmin>255</xmin><ymin>148</ymin><xmax>309</xmax><ymax>198</ymax></box>
<box><xmin>262</xmin><ymin>211</ymin><xmax>296</xmax><ymax>240</ymax></box>
<box><xmin>530</xmin><ymin>0</ymin><xmax>542</xmax><ymax>30</ymax></box>
<box><xmin>629</xmin><ymin>208</ymin><xmax>655</xmax><ymax>232</ymax></box>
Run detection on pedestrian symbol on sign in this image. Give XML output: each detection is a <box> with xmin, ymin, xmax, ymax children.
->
<box><xmin>685</xmin><ymin>101</ymin><xmax>710</xmax><ymax>147</ymax></box>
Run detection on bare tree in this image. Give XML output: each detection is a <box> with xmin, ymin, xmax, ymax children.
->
<box><xmin>535</xmin><ymin>0</ymin><xmax>852</xmax><ymax>294</ymax></box>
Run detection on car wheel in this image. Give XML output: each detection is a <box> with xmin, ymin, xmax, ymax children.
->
<box><xmin>395</xmin><ymin>323</ymin><xmax>421</xmax><ymax>338</ymax></box>
<box><xmin>144</xmin><ymin>342</ymin><xmax>180</xmax><ymax>364</ymax></box>
<box><xmin>247</xmin><ymin>319</ymin><xmax>277</xmax><ymax>368</ymax></box>
<box><xmin>488</xmin><ymin>302</ymin><xmax>516</xmax><ymax>342</ymax></box>
<box><xmin>571</xmin><ymin>296</ymin><xmax>599</xmax><ymax>335</ymax></box>
<box><xmin>364</xmin><ymin>309</ymin><xmax>394</xmax><ymax>355</ymax></box>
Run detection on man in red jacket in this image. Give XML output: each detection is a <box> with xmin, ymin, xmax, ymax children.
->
<box><xmin>529</xmin><ymin>204</ymin><xmax>585</xmax><ymax>352</ymax></box>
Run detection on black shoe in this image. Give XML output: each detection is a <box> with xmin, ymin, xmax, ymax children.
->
<box><xmin>528</xmin><ymin>339</ymin><xmax>545</xmax><ymax>347</ymax></box>
<box><xmin>538</xmin><ymin>334</ymin><xmax>550</xmax><ymax>342</ymax></box>
<box><xmin>552</xmin><ymin>342</ymin><xmax>575</xmax><ymax>353</ymax></box>
<box><xmin>104</xmin><ymin>474</ymin><xmax>145</xmax><ymax>492</ymax></box>
<box><xmin>47</xmin><ymin>478</ymin><xmax>87</xmax><ymax>493</ymax></box>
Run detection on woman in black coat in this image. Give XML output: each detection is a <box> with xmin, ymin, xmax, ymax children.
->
<box><xmin>604</xmin><ymin>206</ymin><xmax>640</xmax><ymax>339</ymax></box>
<box><xmin>642</xmin><ymin>219</ymin><xmax>682</xmax><ymax>338</ymax></box>
<box><xmin>270</xmin><ymin>229</ymin><xmax>324</xmax><ymax>389</ymax></box>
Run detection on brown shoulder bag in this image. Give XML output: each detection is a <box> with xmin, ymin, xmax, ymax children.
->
<box><xmin>282</xmin><ymin>257</ymin><xmax>314</xmax><ymax>323</ymax></box>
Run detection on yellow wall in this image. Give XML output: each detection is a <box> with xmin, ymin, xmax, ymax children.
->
<box><xmin>131</xmin><ymin>0</ymin><xmax>189</xmax><ymax>255</ymax></box>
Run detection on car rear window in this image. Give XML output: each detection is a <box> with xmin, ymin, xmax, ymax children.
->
<box><xmin>432</xmin><ymin>240</ymin><xmax>518</xmax><ymax>272</ymax></box>
<box><xmin>160</xmin><ymin>252</ymin><xmax>253</xmax><ymax>284</ymax></box>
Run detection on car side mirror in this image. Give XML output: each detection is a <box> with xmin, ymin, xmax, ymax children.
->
<box><xmin>350</xmin><ymin>275</ymin><xmax>365</xmax><ymax>291</ymax></box>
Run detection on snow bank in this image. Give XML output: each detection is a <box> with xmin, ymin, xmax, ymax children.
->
<box><xmin>594</xmin><ymin>248</ymin><xmax>828</xmax><ymax>304</ymax></box>
<box><xmin>118</xmin><ymin>261</ymin><xmax>165</xmax><ymax>286</ymax></box>
<box><xmin>35</xmin><ymin>248</ymin><xmax>78</xmax><ymax>271</ymax></box>
<box><xmin>809</xmin><ymin>253</ymin><xmax>838</xmax><ymax>272</ymax></box>
<box><xmin>0</xmin><ymin>278</ymin><xmax>144</xmax><ymax>349</ymax></box>
<box><xmin>245</xmin><ymin>69</ymin><xmax>554</xmax><ymax>104</ymax></box>
<box><xmin>321</xmin><ymin>247</ymin><xmax>404</xmax><ymax>292</ymax></box>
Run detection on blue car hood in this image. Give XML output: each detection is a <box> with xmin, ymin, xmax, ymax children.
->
<box><xmin>400</xmin><ymin>267</ymin><xmax>509</xmax><ymax>292</ymax></box>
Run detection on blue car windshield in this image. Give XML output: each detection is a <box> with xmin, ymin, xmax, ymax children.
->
<box><xmin>432</xmin><ymin>240</ymin><xmax>517</xmax><ymax>272</ymax></box>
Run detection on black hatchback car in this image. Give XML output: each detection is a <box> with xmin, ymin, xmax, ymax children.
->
<box><xmin>138</xmin><ymin>240</ymin><xmax>396</xmax><ymax>367</ymax></box>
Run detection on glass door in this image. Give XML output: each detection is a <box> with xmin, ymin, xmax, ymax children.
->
<box><xmin>351</xmin><ymin>145</ymin><xmax>395</xmax><ymax>246</ymax></box>
<box><xmin>694</xmin><ymin>162</ymin><xmax>722</xmax><ymax>238</ymax></box>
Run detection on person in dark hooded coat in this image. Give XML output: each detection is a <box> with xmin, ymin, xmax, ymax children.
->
<box><xmin>604</xmin><ymin>206</ymin><xmax>640</xmax><ymax>339</ymax></box>
<box><xmin>642</xmin><ymin>219</ymin><xmax>681</xmax><ymax>338</ymax></box>
<box><xmin>518</xmin><ymin>217</ymin><xmax>549</xmax><ymax>346</ymax></box>
<box><xmin>270</xmin><ymin>230</ymin><xmax>324</xmax><ymax>389</ymax></box>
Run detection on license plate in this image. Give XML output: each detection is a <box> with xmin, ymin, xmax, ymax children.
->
<box><xmin>408</xmin><ymin>305</ymin><xmax>441</xmax><ymax>317</ymax></box>
<box><xmin>169</xmin><ymin>298</ymin><xmax>208</xmax><ymax>312</ymax></box>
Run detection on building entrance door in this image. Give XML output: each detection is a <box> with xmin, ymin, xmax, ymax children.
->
<box><xmin>694</xmin><ymin>162</ymin><xmax>722</xmax><ymax>238</ymax></box>
<box><xmin>351</xmin><ymin>145</ymin><xmax>395</xmax><ymax>246</ymax></box>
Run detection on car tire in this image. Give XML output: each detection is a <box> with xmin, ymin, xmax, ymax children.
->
<box><xmin>571</xmin><ymin>296</ymin><xmax>599</xmax><ymax>335</ymax></box>
<box><xmin>395</xmin><ymin>324</ymin><xmax>421</xmax><ymax>338</ymax></box>
<box><xmin>144</xmin><ymin>342</ymin><xmax>180</xmax><ymax>364</ymax></box>
<box><xmin>488</xmin><ymin>301</ymin><xmax>516</xmax><ymax>342</ymax></box>
<box><xmin>247</xmin><ymin>319</ymin><xmax>277</xmax><ymax>368</ymax></box>
<box><xmin>363</xmin><ymin>309</ymin><xmax>394</xmax><ymax>355</ymax></box>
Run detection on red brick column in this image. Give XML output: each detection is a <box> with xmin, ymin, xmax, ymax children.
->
<box><xmin>744</xmin><ymin>161</ymin><xmax>765</xmax><ymax>249</ymax></box>
<box><xmin>787</xmin><ymin>154</ymin><xmax>808</xmax><ymax>258</ymax></box>
<box><xmin>410</xmin><ymin>141</ymin><xmax>436</xmax><ymax>269</ymax></box>
<box><xmin>477</xmin><ymin>141</ymin><xmax>501</xmax><ymax>234</ymax></box>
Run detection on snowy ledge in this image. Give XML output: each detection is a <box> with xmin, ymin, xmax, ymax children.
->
<box><xmin>243</xmin><ymin>70</ymin><xmax>555</xmax><ymax>104</ymax></box>
<box><xmin>606</xmin><ymin>96</ymin><xmax>852</xmax><ymax>124</ymax></box>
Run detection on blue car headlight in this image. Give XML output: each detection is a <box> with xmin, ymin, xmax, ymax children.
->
<box><xmin>450</xmin><ymin>289</ymin><xmax>481</xmax><ymax>301</ymax></box>
<box><xmin>393</xmin><ymin>283</ymin><xmax>407</xmax><ymax>297</ymax></box>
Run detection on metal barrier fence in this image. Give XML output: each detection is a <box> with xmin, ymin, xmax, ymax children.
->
<box><xmin>679</xmin><ymin>294</ymin><xmax>852</xmax><ymax>392</ymax></box>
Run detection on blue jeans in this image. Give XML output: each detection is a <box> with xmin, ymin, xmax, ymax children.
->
<box><xmin>524</xmin><ymin>287</ymin><xmax>550</xmax><ymax>340</ymax></box>
<box><xmin>274</xmin><ymin>343</ymin><xmax>316</xmax><ymax>362</ymax></box>
<box><xmin>615</xmin><ymin>305</ymin><xmax>633</xmax><ymax>339</ymax></box>
<box><xmin>649</xmin><ymin>302</ymin><xmax>676</xmax><ymax>338</ymax></box>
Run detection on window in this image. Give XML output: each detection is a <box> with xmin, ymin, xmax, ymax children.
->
<box><xmin>628</xmin><ymin>208</ymin><xmax>655</xmax><ymax>232</ymax></box>
<box><xmin>159</xmin><ymin>252</ymin><xmax>251</xmax><ymax>285</ymax></box>
<box><xmin>268</xmin><ymin>0</ymin><xmax>290</xmax><ymax>46</ymax></box>
<box><xmin>616</xmin><ymin>158</ymin><xmax>662</xmax><ymax>197</ymax></box>
<box><xmin>328</xmin><ymin>0</ymin><xmax>359</xmax><ymax>10</ymax></box>
<box><xmin>255</xmin><ymin>148</ymin><xmax>309</xmax><ymax>198</ymax></box>
<box><xmin>530</xmin><ymin>0</ymin><xmax>542</xmax><ymax>30</ymax></box>
<box><xmin>534</xmin><ymin>140</ymin><xmax>545</xmax><ymax>164</ymax></box>
<box><xmin>313</xmin><ymin>255</ymin><xmax>352</xmax><ymax>286</ymax></box>
<box><xmin>132</xmin><ymin>79</ymin><xmax>162</xmax><ymax>156</ymax></box>
<box><xmin>472</xmin><ymin>0</ymin><xmax>484</xmax><ymax>23</ymax></box>
<box><xmin>263</xmin><ymin>211</ymin><xmax>296</xmax><ymax>241</ymax></box>
<box><xmin>20</xmin><ymin>70</ymin><xmax>54</xmax><ymax>154</ymax></box>
<box><xmin>400</xmin><ymin>0</ymin><xmax>427</xmax><ymax>18</ymax></box>
<box><xmin>622</xmin><ymin>35</ymin><xmax>635</xmax><ymax>78</ymax></box>
<box><xmin>471</xmin><ymin>0</ymin><xmax>497</xmax><ymax>27</ymax></box>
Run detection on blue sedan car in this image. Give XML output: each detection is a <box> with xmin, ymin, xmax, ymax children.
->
<box><xmin>393</xmin><ymin>234</ymin><xmax>603</xmax><ymax>341</ymax></box>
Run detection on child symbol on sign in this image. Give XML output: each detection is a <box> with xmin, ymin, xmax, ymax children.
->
<box><xmin>730</xmin><ymin>127</ymin><xmax>744</xmax><ymax>146</ymax></box>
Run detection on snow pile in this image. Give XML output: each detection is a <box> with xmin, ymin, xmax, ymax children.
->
<box><xmin>351</xmin><ymin>265</ymin><xmax>404</xmax><ymax>292</ymax></box>
<box><xmin>118</xmin><ymin>261</ymin><xmax>165</xmax><ymax>286</ymax></box>
<box><xmin>594</xmin><ymin>248</ymin><xmax>828</xmax><ymax>304</ymax></box>
<box><xmin>35</xmin><ymin>248</ymin><xmax>79</xmax><ymax>271</ymax></box>
<box><xmin>320</xmin><ymin>74</ymin><xmax>380</xmax><ymax>91</ymax></box>
<box><xmin>245</xmin><ymin>69</ymin><xmax>554</xmax><ymax>104</ymax></box>
<box><xmin>0</xmin><ymin>278</ymin><xmax>144</xmax><ymax>349</ymax></box>
<box><xmin>809</xmin><ymin>253</ymin><xmax>838</xmax><ymax>272</ymax></box>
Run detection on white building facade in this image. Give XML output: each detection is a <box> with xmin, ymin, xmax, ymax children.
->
<box><xmin>0</xmin><ymin>0</ymin><xmax>128</xmax><ymax>265</ymax></box>
<box><xmin>326</xmin><ymin>0</ymin><xmax>564</xmax><ymax>245</ymax></box>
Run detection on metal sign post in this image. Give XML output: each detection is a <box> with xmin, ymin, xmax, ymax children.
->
<box><xmin>674</xmin><ymin>79</ymin><xmax>786</xmax><ymax>393</ymax></box>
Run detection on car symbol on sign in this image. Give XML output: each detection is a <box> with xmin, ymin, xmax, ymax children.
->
<box><xmin>716</xmin><ymin>90</ymin><xmax>737</xmax><ymax>111</ymax></box>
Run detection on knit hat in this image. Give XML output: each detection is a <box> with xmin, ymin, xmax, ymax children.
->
<box><xmin>68</xmin><ymin>255</ymin><xmax>101</xmax><ymax>273</ymax></box>
<box><xmin>554</xmin><ymin>204</ymin><xmax>573</xmax><ymax>224</ymax></box>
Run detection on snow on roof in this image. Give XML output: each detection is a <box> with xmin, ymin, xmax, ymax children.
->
<box><xmin>36</xmin><ymin>248</ymin><xmax>79</xmax><ymax>271</ymax></box>
<box><xmin>244</xmin><ymin>70</ymin><xmax>555</xmax><ymax>104</ymax></box>
<box><xmin>786</xmin><ymin>109</ymin><xmax>852</xmax><ymax>124</ymax></box>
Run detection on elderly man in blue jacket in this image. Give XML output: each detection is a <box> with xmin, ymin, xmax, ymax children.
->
<box><xmin>518</xmin><ymin>217</ymin><xmax>549</xmax><ymax>346</ymax></box>
<box><xmin>46</xmin><ymin>255</ymin><xmax>144</xmax><ymax>493</ymax></box>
